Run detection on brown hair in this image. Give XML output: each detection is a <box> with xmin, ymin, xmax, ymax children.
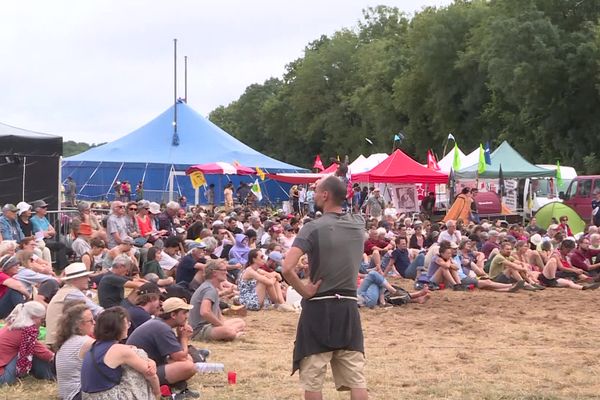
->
<box><xmin>55</xmin><ymin>304</ymin><xmax>89</xmax><ymax>349</ymax></box>
<box><xmin>94</xmin><ymin>306</ymin><xmax>129</xmax><ymax>341</ymax></box>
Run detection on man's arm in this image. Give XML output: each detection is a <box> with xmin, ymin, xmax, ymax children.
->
<box><xmin>282</xmin><ymin>247</ymin><xmax>321</xmax><ymax>299</ymax></box>
<box><xmin>199</xmin><ymin>298</ymin><xmax>222</xmax><ymax>326</ymax></box>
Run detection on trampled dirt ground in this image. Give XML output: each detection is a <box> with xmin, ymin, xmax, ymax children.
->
<box><xmin>6</xmin><ymin>281</ymin><xmax>600</xmax><ymax>399</ymax></box>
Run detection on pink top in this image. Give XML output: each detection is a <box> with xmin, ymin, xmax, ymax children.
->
<box><xmin>0</xmin><ymin>326</ymin><xmax>53</xmax><ymax>374</ymax></box>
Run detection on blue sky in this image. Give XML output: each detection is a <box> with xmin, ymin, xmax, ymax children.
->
<box><xmin>0</xmin><ymin>0</ymin><xmax>451</xmax><ymax>143</ymax></box>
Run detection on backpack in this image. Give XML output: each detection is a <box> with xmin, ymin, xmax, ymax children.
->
<box><xmin>384</xmin><ymin>285</ymin><xmax>411</xmax><ymax>306</ymax></box>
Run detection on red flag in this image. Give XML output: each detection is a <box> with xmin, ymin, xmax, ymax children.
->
<box><xmin>313</xmin><ymin>155</ymin><xmax>324</xmax><ymax>171</ymax></box>
<box><xmin>346</xmin><ymin>180</ymin><xmax>353</xmax><ymax>200</ymax></box>
<box><xmin>427</xmin><ymin>150</ymin><xmax>440</xmax><ymax>171</ymax></box>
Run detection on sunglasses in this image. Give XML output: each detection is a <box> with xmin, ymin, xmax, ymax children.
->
<box><xmin>129</xmin><ymin>208</ymin><xmax>138</xmax><ymax>211</ymax></box>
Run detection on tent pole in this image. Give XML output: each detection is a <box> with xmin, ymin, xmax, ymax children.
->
<box><xmin>106</xmin><ymin>162</ymin><xmax>124</xmax><ymax>201</ymax></box>
<box><xmin>22</xmin><ymin>156</ymin><xmax>26</xmax><ymax>202</ymax></box>
<box><xmin>184</xmin><ymin>56</ymin><xmax>188</xmax><ymax>103</ymax></box>
<box><xmin>172</xmin><ymin>38</ymin><xmax>179</xmax><ymax>146</ymax></box>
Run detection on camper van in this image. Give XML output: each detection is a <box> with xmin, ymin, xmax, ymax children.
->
<box><xmin>523</xmin><ymin>165</ymin><xmax>577</xmax><ymax>214</ymax></box>
<box><xmin>561</xmin><ymin>175</ymin><xmax>600</xmax><ymax>222</ymax></box>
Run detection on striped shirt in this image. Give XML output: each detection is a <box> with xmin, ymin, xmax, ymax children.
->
<box><xmin>56</xmin><ymin>335</ymin><xmax>90</xmax><ymax>400</ymax></box>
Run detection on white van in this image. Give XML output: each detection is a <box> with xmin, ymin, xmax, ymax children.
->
<box><xmin>523</xmin><ymin>164</ymin><xmax>577</xmax><ymax>214</ymax></box>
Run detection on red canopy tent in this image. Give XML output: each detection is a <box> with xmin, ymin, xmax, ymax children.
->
<box><xmin>351</xmin><ymin>149</ymin><xmax>448</xmax><ymax>184</ymax></box>
<box><xmin>267</xmin><ymin>163</ymin><xmax>339</xmax><ymax>184</ymax></box>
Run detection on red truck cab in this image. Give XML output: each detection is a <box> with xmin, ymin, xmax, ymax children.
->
<box><xmin>561</xmin><ymin>175</ymin><xmax>600</xmax><ymax>222</ymax></box>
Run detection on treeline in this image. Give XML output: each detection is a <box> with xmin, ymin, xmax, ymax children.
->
<box><xmin>209</xmin><ymin>1</ymin><xmax>600</xmax><ymax>173</ymax></box>
<box><xmin>63</xmin><ymin>141</ymin><xmax>106</xmax><ymax>157</ymax></box>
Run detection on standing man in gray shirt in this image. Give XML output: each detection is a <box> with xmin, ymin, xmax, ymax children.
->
<box><xmin>283</xmin><ymin>176</ymin><xmax>368</xmax><ymax>400</ymax></box>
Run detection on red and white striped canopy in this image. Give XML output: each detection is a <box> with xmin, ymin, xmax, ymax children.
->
<box><xmin>186</xmin><ymin>162</ymin><xmax>255</xmax><ymax>175</ymax></box>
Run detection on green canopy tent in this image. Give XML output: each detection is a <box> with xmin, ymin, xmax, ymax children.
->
<box><xmin>456</xmin><ymin>141</ymin><xmax>555</xmax><ymax>179</ymax></box>
<box><xmin>535</xmin><ymin>202</ymin><xmax>586</xmax><ymax>235</ymax></box>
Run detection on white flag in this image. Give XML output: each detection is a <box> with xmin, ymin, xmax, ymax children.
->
<box><xmin>251</xmin><ymin>179</ymin><xmax>263</xmax><ymax>201</ymax></box>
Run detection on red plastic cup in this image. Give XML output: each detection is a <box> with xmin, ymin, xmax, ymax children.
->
<box><xmin>160</xmin><ymin>385</ymin><xmax>172</xmax><ymax>396</ymax></box>
<box><xmin>468</xmin><ymin>284</ymin><xmax>475</xmax><ymax>291</ymax></box>
<box><xmin>228</xmin><ymin>371</ymin><xmax>237</xmax><ymax>384</ymax></box>
<box><xmin>438</xmin><ymin>282</ymin><xmax>445</xmax><ymax>290</ymax></box>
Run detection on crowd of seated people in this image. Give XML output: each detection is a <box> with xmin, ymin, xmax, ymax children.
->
<box><xmin>0</xmin><ymin>191</ymin><xmax>599</xmax><ymax>398</ymax></box>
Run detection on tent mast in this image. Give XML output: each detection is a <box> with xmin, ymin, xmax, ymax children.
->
<box><xmin>172</xmin><ymin>38</ymin><xmax>180</xmax><ymax>146</ymax></box>
<box><xmin>184</xmin><ymin>56</ymin><xmax>188</xmax><ymax>103</ymax></box>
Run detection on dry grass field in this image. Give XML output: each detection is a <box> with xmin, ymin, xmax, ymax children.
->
<box><xmin>4</xmin><ymin>282</ymin><xmax>600</xmax><ymax>400</ymax></box>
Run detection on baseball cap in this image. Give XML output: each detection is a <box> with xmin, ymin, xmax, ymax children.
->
<box><xmin>161</xmin><ymin>297</ymin><xmax>193</xmax><ymax>313</ymax></box>
<box><xmin>449</xmin><ymin>242</ymin><xmax>459</xmax><ymax>249</ymax></box>
<box><xmin>268</xmin><ymin>251</ymin><xmax>284</xmax><ymax>265</ymax></box>
<box><xmin>187</xmin><ymin>241</ymin><xmax>207</xmax><ymax>251</ymax></box>
<box><xmin>31</xmin><ymin>200</ymin><xmax>49</xmax><ymax>209</ymax></box>
<box><xmin>2</xmin><ymin>204</ymin><xmax>18</xmax><ymax>213</ymax></box>
<box><xmin>121</xmin><ymin>237</ymin><xmax>134</xmax><ymax>245</ymax></box>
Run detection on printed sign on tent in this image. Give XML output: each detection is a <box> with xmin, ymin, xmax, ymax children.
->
<box><xmin>503</xmin><ymin>179</ymin><xmax>518</xmax><ymax>212</ymax></box>
<box><xmin>388</xmin><ymin>184</ymin><xmax>419</xmax><ymax>213</ymax></box>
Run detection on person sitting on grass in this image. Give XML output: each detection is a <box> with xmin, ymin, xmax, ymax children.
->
<box><xmin>97</xmin><ymin>255</ymin><xmax>145</xmax><ymax>309</ymax></box>
<box><xmin>0</xmin><ymin>255</ymin><xmax>29</xmax><ymax>319</ymax></box>
<box><xmin>46</xmin><ymin>262</ymin><xmax>102</xmax><ymax>349</ymax></box>
<box><xmin>141</xmin><ymin>247</ymin><xmax>174</xmax><ymax>287</ymax></box>
<box><xmin>357</xmin><ymin>270</ymin><xmax>430</xmax><ymax>308</ymax></box>
<box><xmin>569</xmin><ymin>237</ymin><xmax>600</xmax><ymax>277</ymax></box>
<box><xmin>457</xmin><ymin>239</ymin><xmax>488</xmax><ymax>278</ymax></box>
<box><xmin>81</xmin><ymin>306</ymin><xmax>160</xmax><ymax>399</ymax></box>
<box><xmin>55</xmin><ymin>303</ymin><xmax>95</xmax><ymax>400</ymax></box>
<box><xmin>538</xmin><ymin>240</ymin><xmax>600</xmax><ymax>290</ymax></box>
<box><xmin>488</xmin><ymin>242</ymin><xmax>543</xmax><ymax>290</ymax></box>
<box><xmin>363</xmin><ymin>228</ymin><xmax>393</xmax><ymax>274</ymax></box>
<box><xmin>238</xmin><ymin>249</ymin><xmax>294</xmax><ymax>311</ymax></box>
<box><xmin>426</xmin><ymin>241</ymin><xmax>464</xmax><ymax>290</ymax></box>
<box><xmin>189</xmin><ymin>259</ymin><xmax>246</xmax><ymax>341</ymax></box>
<box><xmin>126</xmin><ymin>298</ymin><xmax>199</xmax><ymax>398</ymax></box>
<box><xmin>121</xmin><ymin>282</ymin><xmax>162</xmax><ymax>336</ymax></box>
<box><xmin>383</xmin><ymin>236</ymin><xmax>423</xmax><ymax>280</ymax></box>
<box><xmin>0</xmin><ymin>301</ymin><xmax>55</xmax><ymax>385</ymax></box>
<box><xmin>452</xmin><ymin>241</ymin><xmax>525</xmax><ymax>293</ymax></box>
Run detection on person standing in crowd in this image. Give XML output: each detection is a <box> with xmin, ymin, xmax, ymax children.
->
<box><xmin>55</xmin><ymin>303</ymin><xmax>96</xmax><ymax>400</ymax></box>
<box><xmin>306</xmin><ymin>184</ymin><xmax>316</xmax><ymax>215</ymax></box>
<box><xmin>299</xmin><ymin>185</ymin><xmax>307</xmax><ymax>215</ymax></box>
<box><xmin>365</xmin><ymin>187</ymin><xmax>385</xmax><ymax>220</ymax></box>
<box><xmin>593</xmin><ymin>189</ymin><xmax>600</xmax><ymax>227</ymax></box>
<box><xmin>113</xmin><ymin>181</ymin><xmax>122</xmax><ymax>201</ymax></box>
<box><xmin>206</xmin><ymin>183</ymin><xmax>215</xmax><ymax>211</ymax></box>
<box><xmin>135</xmin><ymin>181</ymin><xmax>144</xmax><ymax>201</ymax></box>
<box><xmin>0</xmin><ymin>301</ymin><xmax>55</xmax><ymax>385</ymax></box>
<box><xmin>0</xmin><ymin>204</ymin><xmax>25</xmax><ymax>243</ymax></box>
<box><xmin>66</xmin><ymin>176</ymin><xmax>77</xmax><ymax>207</ymax></box>
<box><xmin>224</xmin><ymin>182</ymin><xmax>234</xmax><ymax>212</ymax></box>
<box><xmin>80</xmin><ymin>306</ymin><xmax>160</xmax><ymax>399</ymax></box>
<box><xmin>283</xmin><ymin>176</ymin><xmax>368</xmax><ymax>400</ymax></box>
<box><xmin>421</xmin><ymin>192</ymin><xmax>436</xmax><ymax>220</ymax></box>
<box><xmin>290</xmin><ymin>185</ymin><xmax>300</xmax><ymax>214</ymax></box>
<box><xmin>121</xmin><ymin>181</ymin><xmax>132</xmax><ymax>202</ymax></box>
<box><xmin>352</xmin><ymin>184</ymin><xmax>361</xmax><ymax>213</ymax></box>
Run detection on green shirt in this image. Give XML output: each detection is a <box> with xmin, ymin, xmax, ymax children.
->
<box><xmin>489</xmin><ymin>253</ymin><xmax>514</xmax><ymax>279</ymax></box>
<box><xmin>141</xmin><ymin>260</ymin><xmax>165</xmax><ymax>279</ymax></box>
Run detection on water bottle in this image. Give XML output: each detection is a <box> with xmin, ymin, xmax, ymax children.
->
<box><xmin>195</xmin><ymin>362</ymin><xmax>224</xmax><ymax>373</ymax></box>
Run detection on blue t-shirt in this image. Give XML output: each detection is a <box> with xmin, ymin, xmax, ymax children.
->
<box><xmin>175</xmin><ymin>254</ymin><xmax>200</xmax><ymax>284</ymax></box>
<box><xmin>121</xmin><ymin>299</ymin><xmax>152</xmax><ymax>336</ymax></box>
<box><xmin>126</xmin><ymin>318</ymin><xmax>182</xmax><ymax>366</ymax></box>
<box><xmin>30</xmin><ymin>215</ymin><xmax>50</xmax><ymax>233</ymax></box>
<box><xmin>391</xmin><ymin>248</ymin><xmax>411</xmax><ymax>277</ymax></box>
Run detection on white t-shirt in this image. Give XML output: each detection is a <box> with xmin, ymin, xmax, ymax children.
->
<box><xmin>437</xmin><ymin>230</ymin><xmax>462</xmax><ymax>245</ymax></box>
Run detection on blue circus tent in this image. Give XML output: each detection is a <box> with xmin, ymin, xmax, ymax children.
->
<box><xmin>62</xmin><ymin>101</ymin><xmax>305</xmax><ymax>204</ymax></box>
